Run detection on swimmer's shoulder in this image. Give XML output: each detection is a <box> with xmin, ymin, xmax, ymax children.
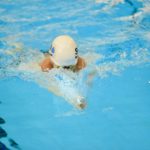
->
<box><xmin>40</xmin><ymin>56</ymin><xmax>54</xmax><ymax>72</ymax></box>
<box><xmin>75</xmin><ymin>56</ymin><xmax>86</xmax><ymax>71</ymax></box>
<box><xmin>40</xmin><ymin>55</ymin><xmax>86</xmax><ymax>72</ymax></box>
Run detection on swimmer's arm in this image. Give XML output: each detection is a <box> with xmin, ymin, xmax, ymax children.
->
<box><xmin>40</xmin><ymin>56</ymin><xmax>53</xmax><ymax>71</ymax></box>
<box><xmin>75</xmin><ymin>57</ymin><xmax>86</xmax><ymax>71</ymax></box>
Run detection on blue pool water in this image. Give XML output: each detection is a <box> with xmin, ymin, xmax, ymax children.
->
<box><xmin>0</xmin><ymin>0</ymin><xmax>150</xmax><ymax>149</ymax></box>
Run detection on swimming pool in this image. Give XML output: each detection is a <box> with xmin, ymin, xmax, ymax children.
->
<box><xmin>0</xmin><ymin>0</ymin><xmax>150</xmax><ymax>149</ymax></box>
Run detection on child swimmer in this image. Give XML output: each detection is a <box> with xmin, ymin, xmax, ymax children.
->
<box><xmin>40</xmin><ymin>35</ymin><xmax>86</xmax><ymax>109</ymax></box>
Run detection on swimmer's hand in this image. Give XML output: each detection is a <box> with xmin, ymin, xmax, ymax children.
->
<box><xmin>77</xmin><ymin>102</ymin><xmax>87</xmax><ymax>110</ymax></box>
<box><xmin>75</xmin><ymin>97</ymin><xmax>87</xmax><ymax>110</ymax></box>
<box><xmin>40</xmin><ymin>57</ymin><xmax>53</xmax><ymax>72</ymax></box>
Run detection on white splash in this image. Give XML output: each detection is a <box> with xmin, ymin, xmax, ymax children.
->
<box><xmin>95</xmin><ymin>0</ymin><xmax>124</xmax><ymax>5</ymax></box>
<box><xmin>96</xmin><ymin>48</ymin><xmax>150</xmax><ymax>78</ymax></box>
<box><xmin>95</xmin><ymin>0</ymin><xmax>124</xmax><ymax>11</ymax></box>
<box><xmin>144</xmin><ymin>32</ymin><xmax>150</xmax><ymax>41</ymax></box>
<box><xmin>115</xmin><ymin>12</ymin><xmax>142</xmax><ymax>21</ymax></box>
<box><xmin>3</xmin><ymin>48</ymin><xmax>89</xmax><ymax>110</ymax></box>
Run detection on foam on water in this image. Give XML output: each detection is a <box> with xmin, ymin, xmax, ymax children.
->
<box><xmin>0</xmin><ymin>40</ymin><xmax>149</xmax><ymax>108</ymax></box>
<box><xmin>0</xmin><ymin>47</ymin><xmax>90</xmax><ymax>109</ymax></box>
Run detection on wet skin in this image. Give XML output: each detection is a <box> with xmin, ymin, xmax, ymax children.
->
<box><xmin>40</xmin><ymin>56</ymin><xmax>86</xmax><ymax>72</ymax></box>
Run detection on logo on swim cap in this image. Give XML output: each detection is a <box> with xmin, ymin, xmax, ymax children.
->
<box><xmin>49</xmin><ymin>46</ymin><xmax>55</xmax><ymax>56</ymax></box>
<box><xmin>51</xmin><ymin>47</ymin><xmax>55</xmax><ymax>55</ymax></box>
<box><xmin>75</xmin><ymin>48</ymin><xmax>78</xmax><ymax>59</ymax></box>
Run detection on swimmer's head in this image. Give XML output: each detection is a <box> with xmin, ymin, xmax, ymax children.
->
<box><xmin>49</xmin><ymin>35</ymin><xmax>78</xmax><ymax>67</ymax></box>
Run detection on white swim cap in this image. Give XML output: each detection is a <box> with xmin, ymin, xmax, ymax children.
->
<box><xmin>49</xmin><ymin>35</ymin><xmax>78</xmax><ymax>66</ymax></box>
